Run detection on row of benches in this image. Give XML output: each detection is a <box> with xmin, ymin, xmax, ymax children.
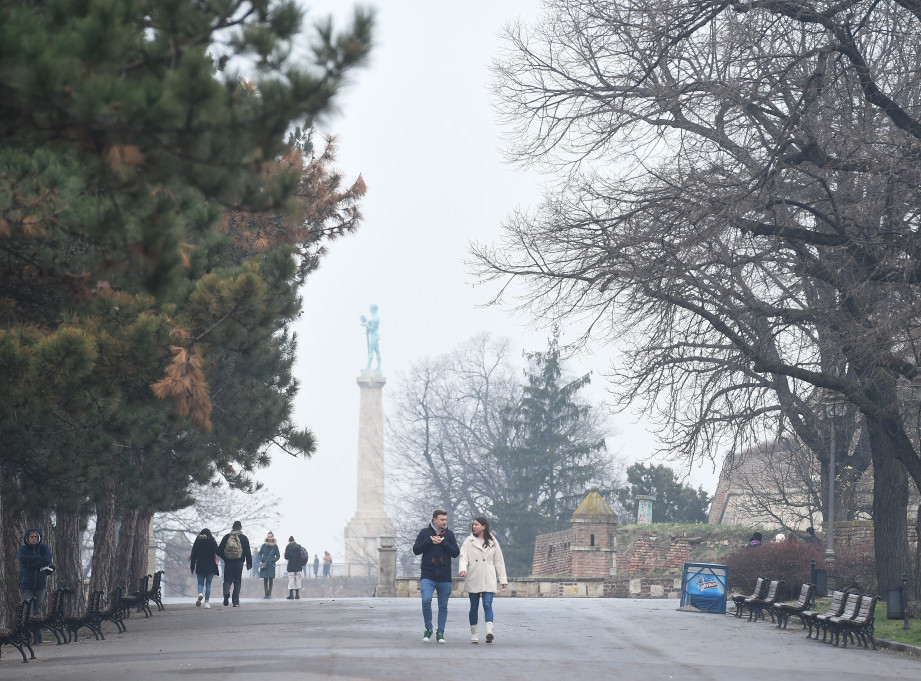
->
<box><xmin>0</xmin><ymin>571</ymin><xmax>164</xmax><ymax>663</ymax></box>
<box><xmin>732</xmin><ymin>577</ymin><xmax>878</xmax><ymax>649</ymax></box>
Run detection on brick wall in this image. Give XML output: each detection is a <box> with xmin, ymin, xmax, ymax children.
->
<box><xmin>618</xmin><ymin>533</ymin><xmax>692</xmax><ymax>575</ymax></box>
<box><xmin>532</xmin><ymin>529</ymin><xmax>573</xmax><ymax>576</ymax></box>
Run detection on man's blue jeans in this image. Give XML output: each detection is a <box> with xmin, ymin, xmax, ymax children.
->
<box><xmin>468</xmin><ymin>591</ymin><xmax>494</xmax><ymax>624</ymax></box>
<box><xmin>420</xmin><ymin>578</ymin><xmax>451</xmax><ymax>634</ymax></box>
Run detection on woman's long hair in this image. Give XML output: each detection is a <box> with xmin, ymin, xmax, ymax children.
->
<box><xmin>473</xmin><ymin>516</ymin><xmax>494</xmax><ymax>548</ymax></box>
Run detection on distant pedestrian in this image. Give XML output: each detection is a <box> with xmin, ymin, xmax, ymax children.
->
<box><xmin>258</xmin><ymin>531</ymin><xmax>281</xmax><ymax>599</ymax></box>
<box><xmin>803</xmin><ymin>526</ymin><xmax>819</xmax><ymax>544</ymax></box>
<box><xmin>412</xmin><ymin>509</ymin><xmax>459</xmax><ymax>644</ymax></box>
<box><xmin>459</xmin><ymin>516</ymin><xmax>508</xmax><ymax>644</ymax></box>
<box><xmin>190</xmin><ymin>528</ymin><xmax>220</xmax><ymax>608</ymax></box>
<box><xmin>218</xmin><ymin>521</ymin><xmax>252</xmax><ymax>607</ymax></box>
<box><xmin>748</xmin><ymin>532</ymin><xmax>763</xmax><ymax>547</ymax></box>
<box><xmin>313</xmin><ymin>555</ymin><xmax>320</xmax><ymax>578</ymax></box>
<box><xmin>284</xmin><ymin>536</ymin><xmax>305</xmax><ymax>599</ymax></box>
<box><xmin>18</xmin><ymin>527</ymin><xmax>53</xmax><ymax>644</ymax></box>
<box><xmin>323</xmin><ymin>551</ymin><xmax>332</xmax><ymax>578</ymax></box>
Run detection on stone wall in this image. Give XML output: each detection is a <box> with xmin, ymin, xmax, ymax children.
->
<box><xmin>394</xmin><ymin>576</ymin><xmax>681</xmax><ymax>599</ymax></box>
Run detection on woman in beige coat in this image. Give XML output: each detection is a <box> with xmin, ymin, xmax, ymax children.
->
<box><xmin>458</xmin><ymin>516</ymin><xmax>508</xmax><ymax>644</ymax></box>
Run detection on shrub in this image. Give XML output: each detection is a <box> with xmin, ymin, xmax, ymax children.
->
<box><xmin>829</xmin><ymin>541</ymin><xmax>877</xmax><ymax>594</ymax></box>
<box><xmin>722</xmin><ymin>540</ymin><xmax>825</xmax><ymax>601</ymax></box>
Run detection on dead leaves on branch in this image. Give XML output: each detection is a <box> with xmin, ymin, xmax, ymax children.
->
<box><xmin>217</xmin><ymin>134</ymin><xmax>366</xmax><ymax>273</ymax></box>
<box><xmin>151</xmin><ymin>343</ymin><xmax>213</xmax><ymax>432</ymax></box>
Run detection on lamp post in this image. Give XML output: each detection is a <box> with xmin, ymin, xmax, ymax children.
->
<box><xmin>823</xmin><ymin>391</ymin><xmax>846</xmax><ymax>565</ymax></box>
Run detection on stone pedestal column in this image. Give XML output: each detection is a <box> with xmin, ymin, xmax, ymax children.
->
<box><xmin>374</xmin><ymin>536</ymin><xmax>397</xmax><ymax>597</ymax></box>
<box><xmin>344</xmin><ymin>371</ymin><xmax>395</xmax><ymax>569</ymax></box>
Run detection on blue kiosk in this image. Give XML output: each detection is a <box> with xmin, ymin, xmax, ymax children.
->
<box><xmin>680</xmin><ymin>562</ymin><xmax>729</xmax><ymax>613</ymax></box>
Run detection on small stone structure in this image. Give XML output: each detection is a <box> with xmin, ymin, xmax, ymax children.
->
<box><xmin>532</xmin><ymin>488</ymin><xmax>618</xmax><ymax>578</ymax></box>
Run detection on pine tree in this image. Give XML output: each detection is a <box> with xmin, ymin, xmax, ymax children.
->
<box><xmin>488</xmin><ymin>337</ymin><xmax>612</xmax><ymax>576</ymax></box>
<box><xmin>0</xmin><ymin>1</ymin><xmax>373</xmax><ymax>620</ymax></box>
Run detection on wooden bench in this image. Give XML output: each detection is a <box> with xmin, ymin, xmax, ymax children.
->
<box><xmin>814</xmin><ymin>591</ymin><xmax>861</xmax><ymax>643</ymax></box>
<box><xmin>772</xmin><ymin>582</ymin><xmax>815</xmax><ymax>629</ymax></box>
<box><xmin>828</xmin><ymin>593</ymin><xmax>879</xmax><ymax>649</ymax></box>
<box><xmin>146</xmin><ymin>570</ymin><xmax>164</xmax><ymax>612</ymax></box>
<box><xmin>801</xmin><ymin>588</ymin><xmax>848</xmax><ymax>639</ymax></box>
<box><xmin>64</xmin><ymin>590</ymin><xmax>105</xmax><ymax>642</ymax></box>
<box><xmin>100</xmin><ymin>587</ymin><xmax>128</xmax><ymax>634</ymax></box>
<box><xmin>0</xmin><ymin>600</ymin><xmax>35</xmax><ymax>663</ymax></box>
<box><xmin>118</xmin><ymin>574</ymin><xmax>152</xmax><ymax>619</ymax></box>
<box><xmin>732</xmin><ymin>577</ymin><xmax>767</xmax><ymax>617</ymax></box>
<box><xmin>747</xmin><ymin>579</ymin><xmax>784</xmax><ymax>622</ymax></box>
<box><xmin>26</xmin><ymin>586</ymin><xmax>71</xmax><ymax>645</ymax></box>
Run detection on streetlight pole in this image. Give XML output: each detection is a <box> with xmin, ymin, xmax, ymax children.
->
<box><xmin>823</xmin><ymin>391</ymin><xmax>845</xmax><ymax>565</ymax></box>
<box><xmin>825</xmin><ymin>409</ymin><xmax>836</xmax><ymax>564</ymax></box>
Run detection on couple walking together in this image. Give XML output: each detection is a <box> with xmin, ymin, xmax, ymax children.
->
<box><xmin>412</xmin><ymin>510</ymin><xmax>508</xmax><ymax>644</ymax></box>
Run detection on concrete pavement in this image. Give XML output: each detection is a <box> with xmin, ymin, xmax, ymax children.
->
<box><xmin>5</xmin><ymin>597</ymin><xmax>919</xmax><ymax>680</ymax></box>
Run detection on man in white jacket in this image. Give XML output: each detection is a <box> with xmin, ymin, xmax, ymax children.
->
<box><xmin>458</xmin><ymin>516</ymin><xmax>508</xmax><ymax>643</ymax></box>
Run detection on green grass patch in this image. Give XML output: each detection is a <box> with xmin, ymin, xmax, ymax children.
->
<box><xmin>874</xmin><ymin>602</ymin><xmax>921</xmax><ymax>647</ymax></box>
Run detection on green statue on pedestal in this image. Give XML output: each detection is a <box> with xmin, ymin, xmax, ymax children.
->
<box><xmin>360</xmin><ymin>304</ymin><xmax>381</xmax><ymax>371</ymax></box>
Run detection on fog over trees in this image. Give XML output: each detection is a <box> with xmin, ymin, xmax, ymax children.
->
<box><xmin>475</xmin><ymin>0</ymin><xmax>921</xmax><ymax>592</ymax></box>
<box><xmin>387</xmin><ymin>334</ymin><xmax>622</xmax><ymax>577</ymax></box>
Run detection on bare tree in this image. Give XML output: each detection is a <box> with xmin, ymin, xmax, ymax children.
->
<box><xmin>387</xmin><ymin>334</ymin><xmax>620</xmax><ymax>576</ymax></box>
<box><xmin>152</xmin><ymin>483</ymin><xmax>281</xmax><ymax>595</ymax></box>
<box><xmin>477</xmin><ymin>0</ymin><xmax>921</xmax><ymax>590</ymax></box>
<box><xmin>387</xmin><ymin>335</ymin><xmax>522</xmax><ymax>556</ymax></box>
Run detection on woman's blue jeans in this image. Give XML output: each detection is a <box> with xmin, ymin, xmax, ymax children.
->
<box><xmin>468</xmin><ymin>591</ymin><xmax>494</xmax><ymax>625</ymax></box>
<box><xmin>196</xmin><ymin>573</ymin><xmax>214</xmax><ymax>601</ymax></box>
<box><xmin>420</xmin><ymin>578</ymin><xmax>451</xmax><ymax>634</ymax></box>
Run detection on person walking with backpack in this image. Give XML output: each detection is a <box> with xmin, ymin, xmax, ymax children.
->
<box><xmin>190</xmin><ymin>528</ymin><xmax>220</xmax><ymax>608</ymax></box>
<box><xmin>458</xmin><ymin>516</ymin><xmax>508</xmax><ymax>644</ymax></box>
<box><xmin>284</xmin><ymin>536</ymin><xmax>305</xmax><ymax>599</ymax></box>
<box><xmin>218</xmin><ymin>521</ymin><xmax>252</xmax><ymax>607</ymax></box>
<box><xmin>257</xmin><ymin>531</ymin><xmax>281</xmax><ymax>599</ymax></box>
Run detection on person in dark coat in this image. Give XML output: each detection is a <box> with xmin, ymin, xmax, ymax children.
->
<box><xmin>412</xmin><ymin>509</ymin><xmax>460</xmax><ymax>643</ymax></box>
<box><xmin>283</xmin><ymin>536</ymin><xmax>305</xmax><ymax>600</ymax></box>
<box><xmin>257</xmin><ymin>531</ymin><xmax>281</xmax><ymax>598</ymax></box>
<box><xmin>18</xmin><ymin>527</ymin><xmax>53</xmax><ymax>644</ymax></box>
<box><xmin>190</xmin><ymin>528</ymin><xmax>220</xmax><ymax>608</ymax></box>
<box><xmin>218</xmin><ymin>521</ymin><xmax>252</xmax><ymax>607</ymax></box>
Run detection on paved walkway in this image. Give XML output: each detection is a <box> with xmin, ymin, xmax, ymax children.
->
<box><xmin>5</xmin><ymin>597</ymin><xmax>919</xmax><ymax>680</ymax></box>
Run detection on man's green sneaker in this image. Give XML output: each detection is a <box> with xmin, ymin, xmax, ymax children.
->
<box><xmin>423</xmin><ymin>629</ymin><xmax>433</xmax><ymax>642</ymax></box>
<box><xmin>436</xmin><ymin>633</ymin><xmax>446</xmax><ymax>644</ymax></box>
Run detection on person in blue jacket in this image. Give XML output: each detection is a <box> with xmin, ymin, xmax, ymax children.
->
<box><xmin>18</xmin><ymin>527</ymin><xmax>53</xmax><ymax>644</ymax></box>
<box><xmin>412</xmin><ymin>509</ymin><xmax>459</xmax><ymax>644</ymax></box>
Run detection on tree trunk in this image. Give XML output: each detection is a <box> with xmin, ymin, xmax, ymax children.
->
<box><xmin>866</xmin><ymin>418</ymin><xmax>911</xmax><ymax>593</ymax></box>
<box><xmin>915</xmin><ymin>501</ymin><xmax>921</xmax><ymax>600</ymax></box>
<box><xmin>132</xmin><ymin>510</ymin><xmax>153</xmax><ymax>584</ymax></box>
<box><xmin>54</xmin><ymin>509</ymin><xmax>87</xmax><ymax>617</ymax></box>
<box><xmin>89</xmin><ymin>479</ymin><xmax>117</xmax><ymax>597</ymax></box>
<box><xmin>0</xmin><ymin>477</ymin><xmax>25</xmax><ymax>628</ymax></box>
<box><xmin>116</xmin><ymin>509</ymin><xmax>140</xmax><ymax>591</ymax></box>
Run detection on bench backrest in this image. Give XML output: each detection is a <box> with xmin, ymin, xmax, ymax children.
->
<box><xmin>838</xmin><ymin>592</ymin><xmax>861</xmax><ymax>621</ymax></box>
<box><xmin>851</xmin><ymin>594</ymin><xmax>877</xmax><ymax>624</ymax></box>
<box><xmin>826</xmin><ymin>590</ymin><xmax>847</xmax><ymax>617</ymax></box>
<box><xmin>750</xmin><ymin>577</ymin><xmax>766</xmax><ymax>598</ymax></box>
<box><xmin>763</xmin><ymin>580</ymin><xmax>781</xmax><ymax>601</ymax></box>
<box><xmin>793</xmin><ymin>582</ymin><xmax>813</xmax><ymax>607</ymax></box>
